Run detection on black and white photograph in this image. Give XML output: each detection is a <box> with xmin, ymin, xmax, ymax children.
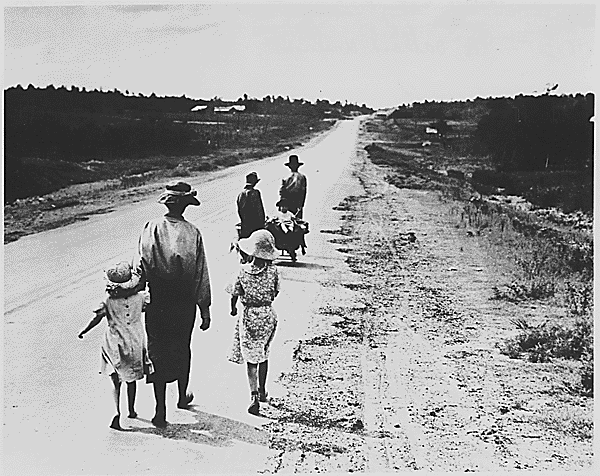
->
<box><xmin>3</xmin><ymin>1</ymin><xmax>595</xmax><ymax>474</ymax></box>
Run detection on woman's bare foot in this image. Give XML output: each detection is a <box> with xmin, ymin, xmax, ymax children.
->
<box><xmin>151</xmin><ymin>415</ymin><xmax>168</xmax><ymax>428</ymax></box>
<box><xmin>177</xmin><ymin>392</ymin><xmax>194</xmax><ymax>409</ymax></box>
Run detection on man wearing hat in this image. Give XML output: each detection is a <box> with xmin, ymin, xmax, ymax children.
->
<box><xmin>237</xmin><ymin>172</ymin><xmax>266</xmax><ymax>239</ymax></box>
<box><xmin>279</xmin><ymin>155</ymin><xmax>307</xmax><ymax>219</ymax></box>
<box><xmin>136</xmin><ymin>181</ymin><xmax>212</xmax><ymax>428</ymax></box>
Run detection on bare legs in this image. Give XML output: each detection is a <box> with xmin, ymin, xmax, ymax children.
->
<box><xmin>151</xmin><ymin>373</ymin><xmax>193</xmax><ymax>428</ymax></box>
<box><xmin>177</xmin><ymin>368</ymin><xmax>194</xmax><ymax>409</ymax></box>
<box><xmin>152</xmin><ymin>381</ymin><xmax>167</xmax><ymax>428</ymax></box>
<box><xmin>127</xmin><ymin>382</ymin><xmax>137</xmax><ymax>418</ymax></box>
<box><xmin>246</xmin><ymin>362</ymin><xmax>259</xmax><ymax>392</ymax></box>
<box><xmin>109</xmin><ymin>374</ymin><xmax>122</xmax><ymax>429</ymax></box>
<box><xmin>247</xmin><ymin>360</ymin><xmax>269</xmax><ymax>414</ymax></box>
<box><xmin>258</xmin><ymin>360</ymin><xmax>268</xmax><ymax>401</ymax></box>
<box><xmin>109</xmin><ymin>374</ymin><xmax>137</xmax><ymax>430</ymax></box>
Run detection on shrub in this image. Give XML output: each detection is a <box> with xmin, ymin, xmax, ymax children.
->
<box><xmin>501</xmin><ymin>315</ymin><xmax>593</xmax><ymax>365</ymax></box>
<box><xmin>564</xmin><ymin>281</ymin><xmax>594</xmax><ymax>316</ymax></box>
<box><xmin>492</xmin><ymin>279</ymin><xmax>556</xmax><ymax>301</ymax></box>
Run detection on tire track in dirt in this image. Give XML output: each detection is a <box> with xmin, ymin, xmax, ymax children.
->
<box><xmin>349</xmin><ymin>156</ymin><xmax>504</xmax><ymax>471</ymax></box>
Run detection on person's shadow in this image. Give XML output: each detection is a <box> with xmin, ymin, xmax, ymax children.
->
<box><xmin>128</xmin><ymin>406</ymin><xmax>269</xmax><ymax>448</ymax></box>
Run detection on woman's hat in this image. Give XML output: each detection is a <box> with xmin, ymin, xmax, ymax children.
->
<box><xmin>104</xmin><ymin>261</ymin><xmax>141</xmax><ymax>291</ymax></box>
<box><xmin>246</xmin><ymin>172</ymin><xmax>260</xmax><ymax>185</ymax></box>
<box><xmin>285</xmin><ymin>155</ymin><xmax>304</xmax><ymax>167</ymax></box>
<box><xmin>237</xmin><ymin>230</ymin><xmax>278</xmax><ymax>261</ymax></box>
<box><xmin>157</xmin><ymin>181</ymin><xmax>201</xmax><ymax>206</ymax></box>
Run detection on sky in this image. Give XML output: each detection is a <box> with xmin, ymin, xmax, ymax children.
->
<box><xmin>3</xmin><ymin>1</ymin><xmax>597</xmax><ymax>109</ymax></box>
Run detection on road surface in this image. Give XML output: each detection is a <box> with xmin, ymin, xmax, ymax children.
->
<box><xmin>3</xmin><ymin>118</ymin><xmax>363</xmax><ymax>474</ymax></box>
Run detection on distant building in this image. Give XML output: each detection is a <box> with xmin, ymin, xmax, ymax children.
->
<box><xmin>214</xmin><ymin>105</ymin><xmax>246</xmax><ymax>113</ymax></box>
<box><xmin>425</xmin><ymin>127</ymin><xmax>438</xmax><ymax>134</ymax></box>
<box><xmin>191</xmin><ymin>105</ymin><xmax>209</xmax><ymax>112</ymax></box>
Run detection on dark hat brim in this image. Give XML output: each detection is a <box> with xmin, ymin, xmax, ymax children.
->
<box><xmin>158</xmin><ymin>192</ymin><xmax>201</xmax><ymax>206</ymax></box>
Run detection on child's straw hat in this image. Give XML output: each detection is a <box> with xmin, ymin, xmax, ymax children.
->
<box><xmin>104</xmin><ymin>261</ymin><xmax>140</xmax><ymax>291</ymax></box>
<box><xmin>237</xmin><ymin>230</ymin><xmax>278</xmax><ymax>261</ymax></box>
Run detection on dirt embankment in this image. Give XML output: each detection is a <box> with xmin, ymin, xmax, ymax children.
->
<box><xmin>259</xmin><ymin>120</ymin><xmax>592</xmax><ymax>472</ymax></box>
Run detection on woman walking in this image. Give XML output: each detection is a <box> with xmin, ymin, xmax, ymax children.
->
<box><xmin>227</xmin><ymin>230</ymin><xmax>280</xmax><ymax>415</ymax></box>
<box><xmin>78</xmin><ymin>261</ymin><xmax>153</xmax><ymax>430</ymax></box>
<box><xmin>137</xmin><ymin>181</ymin><xmax>212</xmax><ymax>428</ymax></box>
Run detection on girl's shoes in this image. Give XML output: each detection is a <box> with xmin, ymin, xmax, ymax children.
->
<box><xmin>109</xmin><ymin>415</ymin><xmax>123</xmax><ymax>430</ymax></box>
<box><xmin>258</xmin><ymin>388</ymin><xmax>268</xmax><ymax>403</ymax></box>
<box><xmin>248</xmin><ymin>391</ymin><xmax>260</xmax><ymax>415</ymax></box>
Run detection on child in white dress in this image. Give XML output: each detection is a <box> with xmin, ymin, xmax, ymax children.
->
<box><xmin>78</xmin><ymin>261</ymin><xmax>153</xmax><ymax>430</ymax></box>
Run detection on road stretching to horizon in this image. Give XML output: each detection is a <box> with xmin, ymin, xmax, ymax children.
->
<box><xmin>3</xmin><ymin>118</ymin><xmax>364</xmax><ymax>474</ymax></box>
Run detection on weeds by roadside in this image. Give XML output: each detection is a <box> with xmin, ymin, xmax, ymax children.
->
<box><xmin>452</xmin><ymin>190</ymin><xmax>593</xmax><ymax>395</ymax></box>
<box><xmin>362</xmin><ymin>116</ymin><xmax>594</xmax><ymax>399</ymax></box>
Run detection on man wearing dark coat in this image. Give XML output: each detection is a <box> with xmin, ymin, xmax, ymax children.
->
<box><xmin>237</xmin><ymin>172</ymin><xmax>266</xmax><ymax>239</ymax></box>
<box><xmin>279</xmin><ymin>155</ymin><xmax>307</xmax><ymax>219</ymax></box>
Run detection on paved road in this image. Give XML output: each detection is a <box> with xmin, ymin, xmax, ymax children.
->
<box><xmin>3</xmin><ymin>118</ymin><xmax>363</xmax><ymax>474</ymax></box>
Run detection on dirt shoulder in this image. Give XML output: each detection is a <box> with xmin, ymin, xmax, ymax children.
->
<box><xmin>260</xmin><ymin>120</ymin><xmax>593</xmax><ymax>471</ymax></box>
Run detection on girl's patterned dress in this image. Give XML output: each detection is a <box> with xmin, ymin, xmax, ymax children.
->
<box><xmin>226</xmin><ymin>262</ymin><xmax>280</xmax><ymax>364</ymax></box>
<box><xmin>95</xmin><ymin>289</ymin><xmax>154</xmax><ymax>382</ymax></box>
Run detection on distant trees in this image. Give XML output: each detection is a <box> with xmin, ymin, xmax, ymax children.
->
<box><xmin>390</xmin><ymin>93</ymin><xmax>594</xmax><ymax>172</ymax></box>
<box><xmin>476</xmin><ymin>93</ymin><xmax>593</xmax><ymax>171</ymax></box>
<box><xmin>4</xmin><ymin>84</ymin><xmax>374</xmax><ymax>166</ymax></box>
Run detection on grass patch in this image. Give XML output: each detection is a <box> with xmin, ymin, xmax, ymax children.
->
<box><xmin>498</xmin><ymin>314</ymin><xmax>593</xmax><ymax>395</ymax></box>
<box><xmin>533</xmin><ymin>407</ymin><xmax>593</xmax><ymax>441</ymax></box>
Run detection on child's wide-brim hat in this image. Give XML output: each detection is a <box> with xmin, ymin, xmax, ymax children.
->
<box><xmin>105</xmin><ymin>261</ymin><xmax>140</xmax><ymax>290</ymax></box>
<box><xmin>157</xmin><ymin>180</ymin><xmax>201</xmax><ymax>206</ymax></box>
<box><xmin>237</xmin><ymin>230</ymin><xmax>279</xmax><ymax>261</ymax></box>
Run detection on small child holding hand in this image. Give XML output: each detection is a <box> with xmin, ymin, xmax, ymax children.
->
<box><xmin>78</xmin><ymin>261</ymin><xmax>153</xmax><ymax>430</ymax></box>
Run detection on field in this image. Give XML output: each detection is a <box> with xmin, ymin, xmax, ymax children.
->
<box><xmin>3</xmin><ymin>113</ymin><xmax>335</xmax><ymax>243</ymax></box>
<box><xmin>4</xmin><ymin>110</ymin><xmax>334</xmax><ymax>203</ymax></box>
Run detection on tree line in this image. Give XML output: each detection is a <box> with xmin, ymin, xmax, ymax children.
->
<box><xmin>4</xmin><ymin>84</ymin><xmax>372</xmax><ymax>118</ymax></box>
<box><xmin>4</xmin><ymin>84</ymin><xmax>372</xmax><ymax>162</ymax></box>
<box><xmin>391</xmin><ymin>93</ymin><xmax>594</xmax><ymax>172</ymax></box>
